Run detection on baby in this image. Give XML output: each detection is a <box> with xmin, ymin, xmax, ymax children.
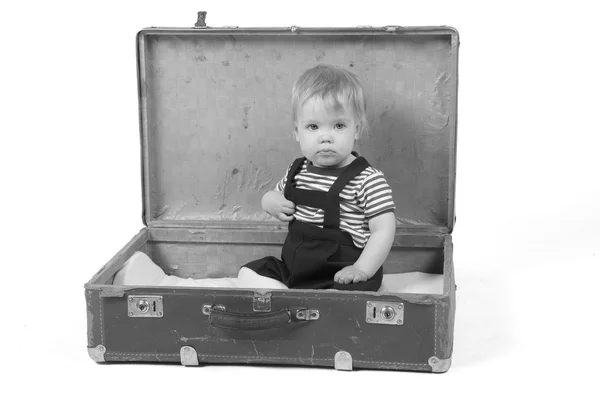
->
<box><xmin>114</xmin><ymin>64</ymin><xmax>396</xmax><ymax>291</ymax></box>
<box><xmin>239</xmin><ymin>64</ymin><xmax>396</xmax><ymax>291</ymax></box>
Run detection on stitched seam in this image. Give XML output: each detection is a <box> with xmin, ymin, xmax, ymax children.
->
<box><xmin>434</xmin><ymin>304</ymin><xmax>438</xmax><ymax>356</ymax></box>
<box><xmin>99</xmin><ymin>294</ymin><xmax>104</xmax><ymax>344</ymax></box>
<box><xmin>106</xmin><ymin>353</ymin><xmax>427</xmax><ymax>367</ymax></box>
<box><xmin>278</xmin><ymin>295</ymin><xmax>401</xmax><ymax>301</ymax></box>
<box><xmin>86</xmin><ymin>291</ymin><xmax>94</xmax><ymax>345</ymax></box>
<box><xmin>357</xmin><ymin>361</ymin><xmax>428</xmax><ymax>366</ymax></box>
<box><xmin>200</xmin><ymin>355</ymin><xmax>333</xmax><ymax>361</ymax></box>
<box><xmin>200</xmin><ymin>355</ymin><xmax>427</xmax><ymax>366</ymax></box>
<box><xmin>109</xmin><ymin>353</ymin><xmax>179</xmax><ymax>356</ymax></box>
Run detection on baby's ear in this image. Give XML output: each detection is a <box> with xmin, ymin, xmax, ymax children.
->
<box><xmin>355</xmin><ymin>123</ymin><xmax>362</xmax><ymax>139</ymax></box>
<box><xmin>292</xmin><ymin>123</ymin><xmax>299</xmax><ymax>141</ymax></box>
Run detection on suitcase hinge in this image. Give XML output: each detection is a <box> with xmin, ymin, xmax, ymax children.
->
<box><xmin>253</xmin><ymin>291</ymin><xmax>272</xmax><ymax>312</ymax></box>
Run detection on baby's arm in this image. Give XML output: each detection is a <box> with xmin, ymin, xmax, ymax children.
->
<box><xmin>334</xmin><ymin>212</ymin><xmax>396</xmax><ymax>284</ymax></box>
<box><xmin>262</xmin><ymin>190</ymin><xmax>296</xmax><ymax>222</ymax></box>
<box><xmin>262</xmin><ymin>164</ymin><xmax>296</xmax><ymax>222</ymax></box>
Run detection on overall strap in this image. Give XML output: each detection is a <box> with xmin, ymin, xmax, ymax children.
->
<box><xmin>284</xmin><ymin>157</ymin><xmax>327</xmax><ymax>210</ymax></box>
<box><xmin>283</xmin><ymin>157</ymin><xmax>306</xmax><ymax>198</ymax></box>
<box><xmin>323</xmin><ymin>157</ymin><xmax>370</xmax><ymax>229</ymax></box>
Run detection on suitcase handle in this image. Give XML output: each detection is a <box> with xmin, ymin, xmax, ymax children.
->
<box><xmin>209</xmin><ymin>307</ymin><xmax>319</xmax><ymax>331</ymax></box>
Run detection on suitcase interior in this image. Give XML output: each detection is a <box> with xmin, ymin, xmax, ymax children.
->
<box><xmin>90</xmin><ymin>27</ymin><xmax>458</xmax><ymax>295</ymax></box>
<box><xmin>90</xmin><ymin>227</ymin><xmax>453</xmax><ymax>296</ymax></box>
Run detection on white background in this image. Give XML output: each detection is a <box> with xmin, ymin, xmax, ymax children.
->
<box><xmin>2</xmin><ymin>0</ymin><xmax>599</xmax><ymax>398</ymax></box>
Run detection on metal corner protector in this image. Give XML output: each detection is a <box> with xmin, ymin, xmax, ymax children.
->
<box><xmin>88</xmin><ymin>345</ymin><xmax>106</xmax><ymax>362</ymax></box>
<box><xmin>428</xmin><ymin>356</ymin><xmax>452</xmax><ymax>373</ymax></box>
<box><xmin>180</xmin><ymin>346</ymin><xmax>199</xmax><ymax>366</ymax></box>
<box><xmin>334</xmin><ymin>351</ymin><xmax>353</xmax><ymax>371</ymax></box>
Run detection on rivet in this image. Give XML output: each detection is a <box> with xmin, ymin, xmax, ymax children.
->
<box><xmin>398</xmin><ymin>304</ymin><xmax>403</xmax><ymax>309</ymax></box>
<box><xmin>97</xmin><ymin>345</ymin><xmax>105</xmax><ymax>352</ymax></box>
<box><xmin>129</xmin><ymin>297</ymin><xmax>134</xmax><ymax>302</ymax></box>
<box><xmin>158</xmin><ymin>312</ymin><xmax>163</xmax><ymax>317</ymax></box>
<box><xmin>431</xmin><ymin>358</ymin><xmax>438</xmax><ymax>363</ymax></box>
<box><xmin>367</xmin><ymin>318</ymin><xmax>372</xmax><ymax>322</ymax></box>
<box><xmin>128</xmin><ymin>312</ymin><xmax>134</xmax><ymax>316</ymax></box>
<box><xmin>367</xmin><ymin>303</ymin><xmax>372</xmax><ymax>307</ymax></box>
<box><xmin>397</xmin><ymin>320</ymin><xmax>403</xmax><ymax>325</ymax></box>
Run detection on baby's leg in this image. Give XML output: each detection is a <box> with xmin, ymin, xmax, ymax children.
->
<box><xmin>237</xmin><ymin>267</ymin><xmax>289</xmax><ymax>290</ymax></box>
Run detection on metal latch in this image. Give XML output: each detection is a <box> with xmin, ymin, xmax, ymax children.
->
<box><xmin>253</xmin><ymin>292</ymin><xmax>272</xmax><ymax>312</ymax></box>
<box><xmin>366</xmin><ymin>301</ymin><xmax>404</xmax><ymax>325</ymax></box>
<box><xmin>128</xmin><ymin>296</ymin><xmax>163</xmax><ymax>318</ymax></box>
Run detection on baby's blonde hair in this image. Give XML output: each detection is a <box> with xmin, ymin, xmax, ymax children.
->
<box><xmin>292</xmin><ymin>64</ymin><xmax>368</xmax><ymax>136</ymax></box>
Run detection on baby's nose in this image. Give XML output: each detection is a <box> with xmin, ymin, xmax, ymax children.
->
<box><xmin>319</xmin><ymin>131</ymin><xmax>333</xmax><ymax>142</ymax></box>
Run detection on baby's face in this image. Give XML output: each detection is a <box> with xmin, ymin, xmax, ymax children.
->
<box><xmin>294</xmin><ymin>97</ymin><xmax>359</xmax><ymax>168</ymax></box>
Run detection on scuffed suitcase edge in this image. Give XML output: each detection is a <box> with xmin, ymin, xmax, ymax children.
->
<box><xmin>96</xmin><ymin>350</ymin><xmax>432</xmax><ymax>371</ymax></box>
<box><xmin>428</xmin><ymin>235</ymin><xmax>456</xmax><ymax>373</ymax></box>
<box><xmin>85</xmin><ymin>288</ymin><xmax>104</xmax><ymax>348</ymax></box>
<box><xmin>85</xmin><ymin>228</ymin><xmax>150</xmax><ymax>359</ymax></box>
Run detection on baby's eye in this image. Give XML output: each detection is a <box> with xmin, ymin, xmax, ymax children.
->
<box><xmin>334</xmin><ymin>123</ymin><xmax>346</xmax><ymax>130</ymax></box>
<box><xmin>306</xmin><ymin>124</ymin><xmax>318</xmax><ymax>131</ymax></box>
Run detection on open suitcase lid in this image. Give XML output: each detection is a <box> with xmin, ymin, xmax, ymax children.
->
<box><xmin>137</xmin><ymin>13</ymin><xmax>458</xmax><ymax>234</ymax></box>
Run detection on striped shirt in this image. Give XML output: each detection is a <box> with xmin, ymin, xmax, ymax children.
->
<box><xmin>275</xmin><ymin>159</ymin><xmax>395</xmax><ymax>248</ymax></box>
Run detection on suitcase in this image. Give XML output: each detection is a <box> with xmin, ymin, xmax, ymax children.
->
<box><xmin>84</xmin><ymin>11</ymin><xmax>459</xmax><ymax>373</ymax></box>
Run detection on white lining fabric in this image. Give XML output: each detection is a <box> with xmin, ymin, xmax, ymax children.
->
<box><xmin>114</xmin><ymin>252</ymin><xmax>444</xmax><ymax>294</ymax></box>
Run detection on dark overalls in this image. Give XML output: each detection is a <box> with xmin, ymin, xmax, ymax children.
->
<box><xmin>243</xmin><ymin>155</ymin><xmax>383</xmax><ymax>291</ymax></box>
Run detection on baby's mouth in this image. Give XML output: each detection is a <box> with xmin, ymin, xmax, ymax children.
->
<box><xmin>318</xmin><ymin>149</ymin><xmax>336</xmax><ymax>154</ymax></box>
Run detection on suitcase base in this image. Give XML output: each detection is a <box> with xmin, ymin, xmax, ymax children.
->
<box><xmin>85</xmin><ymin>226</ymin><xmax>455</xmax><ymax>373</ymax></box>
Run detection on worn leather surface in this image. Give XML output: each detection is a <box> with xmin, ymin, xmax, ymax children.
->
<box><xmin>99</xmin><ymin>288</ymin><xmax>442</xmax><ymax>370</ymax></box>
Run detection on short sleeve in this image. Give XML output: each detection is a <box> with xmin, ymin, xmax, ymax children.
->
<box><xmin>360</xmin><ymin>170</ymin><xmax>395</xmax><ymax>219</ymax></box>
<box><xmin>274</xmin><ymin>163</ymin><xmax>293</xmax><ymax>192</ymax></box>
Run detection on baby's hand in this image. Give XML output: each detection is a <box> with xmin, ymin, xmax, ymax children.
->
<box><xmin>334</xmin><ymin>266</ymin><xmax>369</xmax><ymax>284</ymax></box>
<box><xmin>262</xmin><ymin>191</ymin><xmax>296</xmax><ymax>222</ymax></box>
